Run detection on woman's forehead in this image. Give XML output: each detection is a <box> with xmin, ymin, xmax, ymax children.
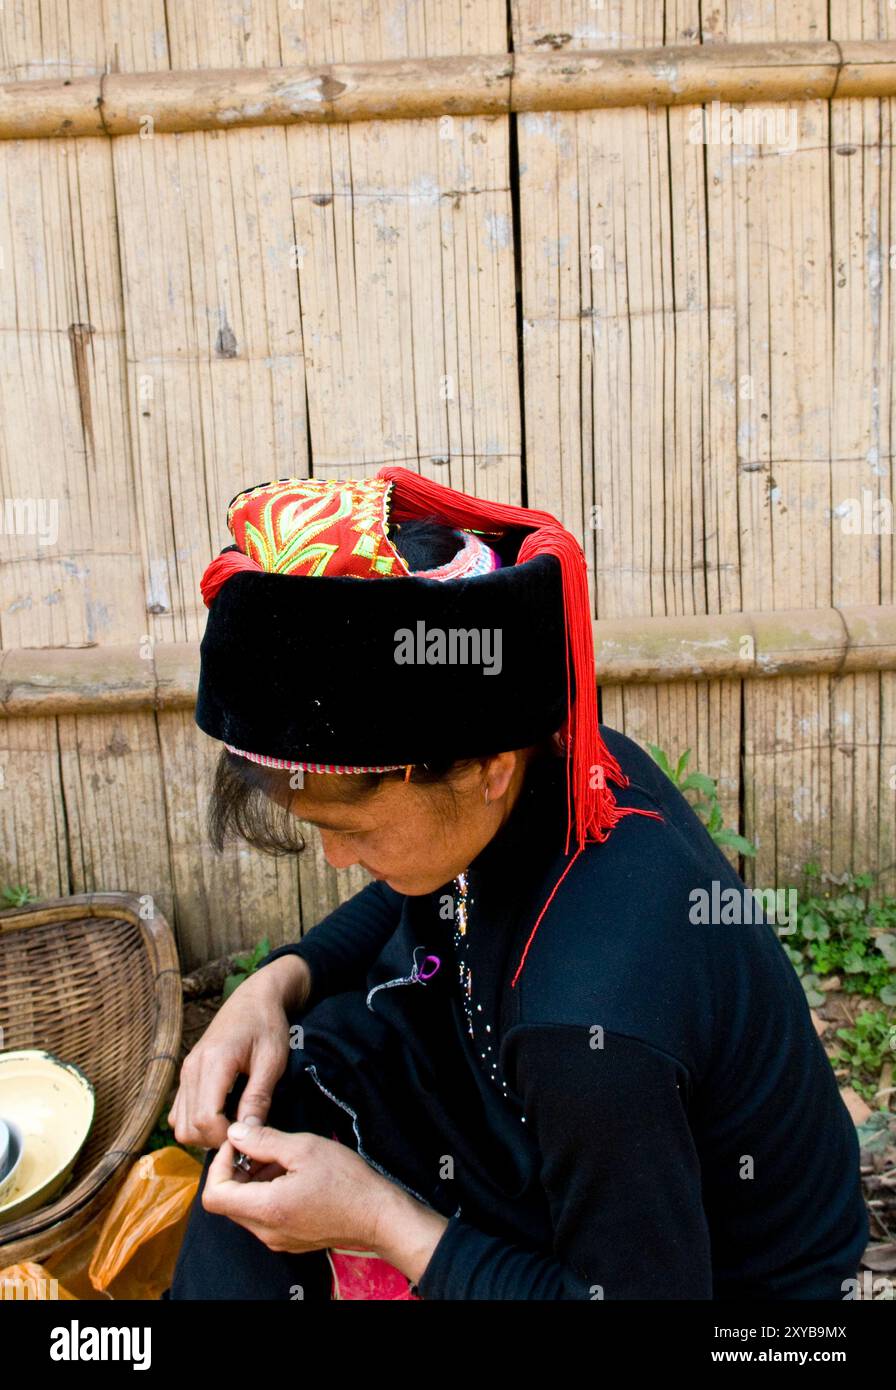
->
<box><xmin>271</xmin><ymin>771</ymin><xmax>384</xmax><ymax>824</ymax></box>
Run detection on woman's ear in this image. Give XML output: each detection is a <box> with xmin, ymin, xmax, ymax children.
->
<box><xmin>483</xmin><ymin>750</ymin><xmax>521</xmax><ymax>802</ymax></box>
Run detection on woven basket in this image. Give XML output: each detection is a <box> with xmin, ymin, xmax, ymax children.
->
<box><xmin>0</xmin><ymin>892</ymin><xmax>182</xmax><ymax>1266</ymax></box>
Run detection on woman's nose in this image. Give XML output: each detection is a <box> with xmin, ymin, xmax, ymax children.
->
<box><xmin>318</xmin><ymin>830</ymin><xmax>359</xmax><ymax>870</ymax></box>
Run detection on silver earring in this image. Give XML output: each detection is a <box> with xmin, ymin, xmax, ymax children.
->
<box><xmin>484</xmin><ymin>787</ymin><xmax>490</xmax><ymax>805</ymax></box>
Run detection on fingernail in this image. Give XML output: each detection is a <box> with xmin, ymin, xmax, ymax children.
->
<box><xmin>228</xmin><ymin>1122</ymin><xmax>248</xmax><ymax>1139</ymax></box>
<box><xmin>242</xmin><ymin>1115</ymin><xmax>262</xmax><ymax>1127</ymax></box>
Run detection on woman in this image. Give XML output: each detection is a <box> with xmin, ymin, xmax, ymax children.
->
<box><xmin>168</xmin><ymin>469</ymin><xmax>868</xmax><ymax>1300</ymax></box>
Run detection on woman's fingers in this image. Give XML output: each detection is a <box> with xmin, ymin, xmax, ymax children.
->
<box><xmin>246</xmin><ymin>1160</ymin><xmax>288</xmax><ymax>1182</ymax></box>
<box><xmin>181</xmin><ymin>1049</ymin><xmax>241</xmax><ymax>1148</ymax></box>
<box><xmin>168</xmin><ymin>1071</ymin><xmax>199</xmax><ymax>1146</ymax></box>
<box><xmin>166</xmin><ymin>999</ymin><xmax>289</xmax><ymax>1147</ymax></box>
<box><xmin>236</xmin><ymin>1042</ymin><xmax>287</xmax><ymax>1125</ymax></box>
<box><xmin>203</xmin><ymin>1140</ymin><xmax>285</xmax><ymax>1229</ymax></box>
<box><xmin>166</xmin><ymin>1085</ymin><xmax>181</xmax><ymax>1131</ymax></box>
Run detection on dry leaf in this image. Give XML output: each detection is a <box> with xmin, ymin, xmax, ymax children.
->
<box><xmin>841</xmin><ymin>1087</ymin><xmax>872</xmax><ymax>1125</ymax></box>
<box><xmin>862</xmin><ymin>1243</ymin><xmax>896</xmax><ymax>1273</ymax></box>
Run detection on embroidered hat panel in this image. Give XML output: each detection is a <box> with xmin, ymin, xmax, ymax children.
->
<box><xmin>226</xmin><ymin>475</ymin><xmax>411</xmax><ymax>580</ymax></box>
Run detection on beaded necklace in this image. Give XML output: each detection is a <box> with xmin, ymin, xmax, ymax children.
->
<box><xmin>451</xmin><ymin>871</ymin><xmax>512</xmax><ymax>1103</ymax></box>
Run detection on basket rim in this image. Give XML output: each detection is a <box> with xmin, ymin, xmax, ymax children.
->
<box><xmin>0</xmin><ymin>891</ymin><xmax>183</xmax><ymax>1257</ymax></box>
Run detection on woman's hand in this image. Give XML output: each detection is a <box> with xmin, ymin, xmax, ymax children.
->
<box><xmin>202</xmin><ymin>1121</ymin><xmax>451</xmax><ymax>1286</ymax></box>
<box><xmin>168</xmin><ymin>956</ymin><xmax>311</xmax><ymax>1150</ymax></box>
<box><xmin>201</xmin><ymin>1123</ymin><xmax>390</xmax><ymax>1255</ymax></box>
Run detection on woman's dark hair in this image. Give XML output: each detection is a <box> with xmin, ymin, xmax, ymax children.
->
<box><xmin>387</xmin><ymin>515</ymin><xmax>466</xmax><ymax>571</ymax></box>
<box><xmin>206</xmin><ymin>517</ymin><xmax>558</xmax><ymax>855</ymax></box>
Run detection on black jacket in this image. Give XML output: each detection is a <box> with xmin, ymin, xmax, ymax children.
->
<box><xmin>258</xmin><ymin>725</ymin><xmax>869</xmax><ymax>1300</ymax></box>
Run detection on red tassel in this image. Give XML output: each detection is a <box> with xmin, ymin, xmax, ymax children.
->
<box><xmin>377</xmin><ymin>465</ymin><xmax>662</xmax><ymax>845</ymax></box>
<box><xmin>200</xmin><ymin>549</ymin><xmax>264</xmax><ymax>607</ymax></box>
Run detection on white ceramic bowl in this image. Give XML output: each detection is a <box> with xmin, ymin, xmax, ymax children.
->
<box><xmin>0</xmin><ymin>1116</ymin><xmax>25</xmax><ymax>1205</ymax></box>
<box><xmin>0</xmin><ymin>1050</ymin><xmax>95</xmax><ymax>1224</ymax></box>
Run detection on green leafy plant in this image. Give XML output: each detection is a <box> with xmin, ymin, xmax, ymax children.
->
<box><xmin>646</xmin><ymin>745</ymin><xmax>756</xmax><ymax>857</ymax></box>
<box><xmin>781</xmin><ymin>864</ymin><xmax>896</xmax><ymax>1008</ymax></box>
<box><xmin>143</xmin><ymin>1114</ymin><xmax>178</xmax><ymax>1152</ymax></box>
<box><xmin>1</xmin><ymin>884</ymin><xmax>38</xmax><ymax>908</ymax></box>
<box><xmin>829</xmin><ymin>1004</ymin><xmax>895</xmax><ymax>1105</ymax></box>
<box><xmin>222</xmin><ymin>937</ymin><xmax>272</xmax><ymax>1000</ymax></box>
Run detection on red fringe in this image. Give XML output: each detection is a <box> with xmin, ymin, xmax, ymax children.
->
<box><xmin>377</xmin><ymin>467</ymin><xmax>662</xmax><ymax>837</ymax></box>
<box><xmin>200</xmin><ymin>549</ymin><xmax>264</xmax><ymax>607</ymax></box>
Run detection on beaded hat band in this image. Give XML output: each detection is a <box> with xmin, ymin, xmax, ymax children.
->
<box><xmin>224</xmin><ymin>743</ymin><xmax>411</xmax><ymax>777</ymax></box>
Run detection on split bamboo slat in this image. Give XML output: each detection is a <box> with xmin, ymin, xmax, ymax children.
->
<box><xmin>5</xmin><ymin>42</ymin><xmax>896</xmax><ymax>139</ymax></box>
<box><xmin>0</xmin><ymin>0</ymin><xmax>894</xmax><ymax>964</ymax></box>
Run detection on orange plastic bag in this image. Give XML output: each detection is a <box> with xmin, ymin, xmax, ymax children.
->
<box><xmin>6</xmin><ymin>1144</ymin><xmax>416</xmax><ymax>1301</ymax></box>
<box><xmin>87</xmin><ymin>1145</ymin><xmax>202</xmax><ymax>1300</ymax></box>
<box><xmin>42</xmin><ymin>1220</ymin><xmax>114</xmax><ymax>1300</ymax></box>
<box><xmin>1</xmin><ymin>1148</ymin><xmax>200</xmax><ymax>1302</ymax></box>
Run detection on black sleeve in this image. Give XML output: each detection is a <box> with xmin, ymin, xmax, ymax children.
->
<box><xmin>255</xmin><ymin>879</ymin><xmax>403</xmax><ymax>1013</ymax></box>
<box><xmin>415</xmin><ymin>1025</ymin><xmax>714</xmax><ymax>1300</ymax></box>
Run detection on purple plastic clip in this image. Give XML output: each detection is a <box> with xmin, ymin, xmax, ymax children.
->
<box><xmin>417</xmin><ymin>954</ymin><xmax>441</xmax><ymax>981</ymax></box>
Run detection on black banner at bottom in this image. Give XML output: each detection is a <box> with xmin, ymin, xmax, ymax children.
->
<box><xmin>4</xmin><ymin>1296</ymin><xmax>890</xmax><ymax>1378</ymax></box>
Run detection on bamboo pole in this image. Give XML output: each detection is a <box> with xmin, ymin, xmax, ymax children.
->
<box><xmin>1</xmin><ymin>605</ymin><xmax>894</xmax><ymax>716</ymax></box>
<box><xmin>1</xmin><ymin>41</ymin><xmax>896</xmax><ymax>141</ymax></box>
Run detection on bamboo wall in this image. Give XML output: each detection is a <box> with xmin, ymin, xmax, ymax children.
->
<box><xmin>1</xmin><ymin>1</ymin><xmax>895</xmax><ymax>969</ymax></box>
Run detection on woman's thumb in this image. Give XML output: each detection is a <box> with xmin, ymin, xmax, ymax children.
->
<box><xmin>226</xmin><ymin>1120</ymin><xmax>293</xmax><ymax>1167</ymax></box>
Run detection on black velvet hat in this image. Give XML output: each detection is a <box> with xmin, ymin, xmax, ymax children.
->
<box><xmin>196</xmin><ymin>467</ymin><xmax>656</xmax><ymax>856</ymax></box>
<box><xmin>196</xmin><ymin>546</ymin><xmax>569</xmax><ymax>769</ymax></box>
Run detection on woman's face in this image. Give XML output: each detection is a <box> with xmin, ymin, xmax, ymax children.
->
<box><xmin>266</xmin><ymin>750</ymin><xmax>531</xmax><ymax>894</ymax></box>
